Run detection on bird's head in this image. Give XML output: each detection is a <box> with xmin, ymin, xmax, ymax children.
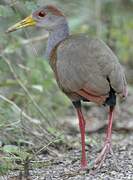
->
<box><xmin>6</xmin><ymin>5</ymin><xmax>66</xmax><ymax>33</ymax></box>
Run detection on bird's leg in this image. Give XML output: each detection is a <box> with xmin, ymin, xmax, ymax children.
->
<box><xmin>73</xmin><ymin>101</ymin><xmax>87</xmax><ymax>169</ymax></box>
<box><xmin>94</xmin><ymin>106</ymin><xmax>115</xmax><ymax>169</ymax></box>
<box><xmin>77</xmin><ymin>108</ymin><xmax>87</xmax><ymax>169</ymax></box>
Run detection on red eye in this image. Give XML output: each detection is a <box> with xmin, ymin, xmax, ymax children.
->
<box><xmin>38</xmin><ymin>11</ymin><xmax>46</xmax><ymax>17</ymax></box>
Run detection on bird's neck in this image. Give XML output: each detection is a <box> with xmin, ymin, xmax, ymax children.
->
<box><xmin>46</xmin><ymin>22</ymin><xmax>69</xmax><ymax>59</ymax></box>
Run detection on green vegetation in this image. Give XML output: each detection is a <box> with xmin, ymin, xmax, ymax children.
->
<box><xmin>0</xmin><ymin>0</ymin><xmax>132</xmax><ymax>176</ymax></box>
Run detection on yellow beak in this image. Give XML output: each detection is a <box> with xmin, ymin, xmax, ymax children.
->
<box><xmin>6</xmin><ymin>15</ymin><xmax>36</xmax><ymax>33</ymax></box>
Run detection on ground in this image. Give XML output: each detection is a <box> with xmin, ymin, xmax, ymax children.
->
<box><xmin>2</xmin><ymin>131</ymin><xmax>133</xmax><ymax>180</ymax></box>
<box><xmin>29</xmin><ymin>132</ymin><xmax>133</xmax><ymax>180</ymax></box>
<box><xmin>1</xmin><ymin>94</ymin><xmax>133</xmax><ymax>180</ymax></box>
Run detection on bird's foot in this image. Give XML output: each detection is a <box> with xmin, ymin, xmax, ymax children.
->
<box><xmin>88</xmin><ymin>141</ymin><xmax>119</xmax><ymax>174</ymax></box>
<box><xmin>93</xmin><ymin>140</ymin><xmax>112</xmax><ymax>170</ymax></box>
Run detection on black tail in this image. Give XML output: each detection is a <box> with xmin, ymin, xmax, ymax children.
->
<box><xmin>104</xmin><ymin>87</ymin><xmax>116</xmax><ymax>107</ymax></box>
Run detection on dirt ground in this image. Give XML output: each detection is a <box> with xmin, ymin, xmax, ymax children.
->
<box><xmin>1</xmin><ymin>93</ymin><xmax>133</xmax><ymax>180</ymax></box>
<box><xmin>28</xmin><ymin>132</ymin><xmax>133</xmax><ymax>180</ymax></box>
<box><xmin>2</xmin><ymin>131</ymin><xmax>132</xmax><ymax>180</ymax></box>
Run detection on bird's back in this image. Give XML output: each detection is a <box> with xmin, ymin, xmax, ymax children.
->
<box><xmin>50</xmin><ymin>35</ymin><xmax>127</xmax><ymax>102</ymax></box>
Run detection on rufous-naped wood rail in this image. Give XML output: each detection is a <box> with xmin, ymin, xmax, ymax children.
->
<box><xmin>7</xmin><ymin>5</ymin><xmax>127</xmax><ymax>170</ymax></box>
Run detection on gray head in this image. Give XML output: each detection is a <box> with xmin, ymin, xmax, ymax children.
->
<box><xmin>6</xmin><ymin>5</ymin><xmax>68</xmax><ymax>33</ymax></box>
<box><xmin>32</xmin><ymin>5</ymin><xmax>67</xmax><ymax>31</ymax></box>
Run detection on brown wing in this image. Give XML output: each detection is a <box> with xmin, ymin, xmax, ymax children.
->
<box><xmin>55</xmin><ymin>35</ymin><xmax>127</xmax><ymax>102</ymax></box>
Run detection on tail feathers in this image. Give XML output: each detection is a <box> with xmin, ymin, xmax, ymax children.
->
<box><xmin>104</xmin><ymin>88</ymin><xmax>116</xmax><ymax>106</ymax></box>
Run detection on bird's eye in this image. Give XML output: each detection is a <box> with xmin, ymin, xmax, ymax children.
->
<box><xmin>38</xmin><ymin>11</ymin><xmax>46</xmax><ymax>17</ymax></box>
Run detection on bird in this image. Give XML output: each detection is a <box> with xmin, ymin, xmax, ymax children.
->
<box><xmin>7</xmin><ymin>5</ymin><xmax>127</xmax><ymax>170</ymax></box>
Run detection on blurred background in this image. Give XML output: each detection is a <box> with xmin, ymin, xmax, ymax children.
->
<box><xmin>0</xmin><ymin>0</ymin><xmax>133</xmax><ymax>176</ymax></box>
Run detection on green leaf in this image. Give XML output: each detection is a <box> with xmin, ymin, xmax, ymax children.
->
<box><xmin>2</xmin><ymin>145</ymin><xmax>19</xmax><ymax>154</ymax></box>
<box><xmin>2</xmin><ymin>145</ymin><xmax>30</xmax><ymax>160</ymax></box>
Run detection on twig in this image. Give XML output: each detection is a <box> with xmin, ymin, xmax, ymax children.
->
<box><xmin>0</xmin><ymin>94</ymin><xmax>40</xmax><ymax>126</ymax></box>
<box><xmin>0</xmin><ymin>95</ymin><xmax>51</xmax><ymax>144</ymax></box>
<box><xmin>29</xmin><ymin>137</ymin><xmax>62</xmax><ymax>161</ymax></box>
<box><xmin>21</xmin><ymin>34</ymin><xmax>48</xmax><ymax>45</ymax></box>
<box><xmin>35</xmin><ymin>138</ymin><xmax>61</xmax><ymax>156</ymax></box>
<box><xmin>1</xmin><ymin>55</ymin><xmax>52</xmax><ymax>127</ymax></box>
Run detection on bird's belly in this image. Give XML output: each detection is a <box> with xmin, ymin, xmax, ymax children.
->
<box><xmin>56</xmin><ymin>78</ymin><xmax>108</xmax><ymax>104</ymax></box>
<box><xmin>49</xmin><ymin>64</ymin><xmax>109</xmax><ymax>104</ymax></box>
<box><xmin>56</xmin><ymin>68</ymin><xmax>109</xmax><ymax>95</ymax></box>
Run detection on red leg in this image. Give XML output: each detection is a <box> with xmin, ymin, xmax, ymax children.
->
<box><xmin>94</xmin><ymin>106</ymin><xmax>115</xmax><ymax>169</ymax></box>
<box><xmin>76</xmin><ymin>108</ymin><xmax>87</xmax><ymax>169</ymax></box>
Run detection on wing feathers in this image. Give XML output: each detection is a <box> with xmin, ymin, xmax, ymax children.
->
<box><xmin>77</xmin><ymin>89</ymin><xmax>107</xmax><ymax>104</ymax></box>
<box><xmin>109</xmin><ymin>63</ymin><xmax>127</xmax><ymax>98</ymax></box>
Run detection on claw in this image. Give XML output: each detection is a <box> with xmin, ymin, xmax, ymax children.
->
<box><xmin>94</xmin><ymin>141</ymin><xmax>111</xmax><ymax>169</ymax></box>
